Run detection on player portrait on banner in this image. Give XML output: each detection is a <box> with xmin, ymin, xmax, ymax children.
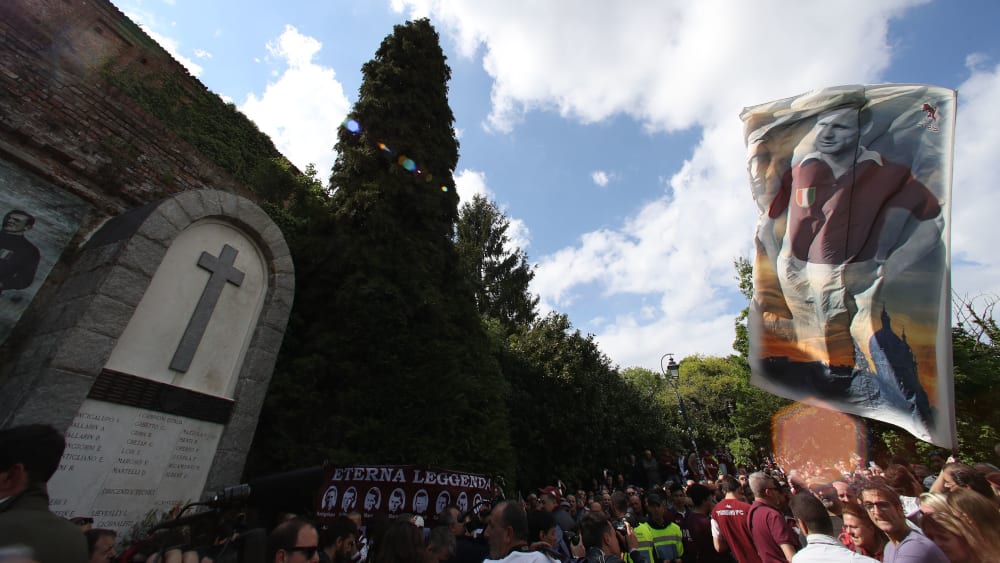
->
<box><xmin>741</xmin><ymin>84</ymin><xmax>956</xmax><ymax>447</ymax></box>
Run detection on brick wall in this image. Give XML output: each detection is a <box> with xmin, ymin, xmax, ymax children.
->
<box><xmin>0</xmin><ymin>0</ymin><xmax>254</xmax><ymax>227</ymax></box>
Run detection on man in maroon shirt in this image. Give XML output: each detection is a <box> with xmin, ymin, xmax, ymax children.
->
<box><xmin>767</xmin><ymin>103</ymin><xmax>943</xmax><ymax>380</ymax></box>
<box><xmin>746</xmin><ymin>473</ymin><xmax>798</xmax><ymax>562</ymax></box>
<box><xmin>683</xmin><ymin>484</ymin><xmax>729</xmax><ymax>563</ymax></box>
<box><xmin>711</xmin><ymin>476</ymin><xmax>758</xmax><ymax>563</ymax></box>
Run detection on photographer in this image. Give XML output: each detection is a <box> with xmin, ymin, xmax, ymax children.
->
<box><xmin>579</xmin><ymin>512</ymin><xmax>647</xmax><ymax>563</ymax></box>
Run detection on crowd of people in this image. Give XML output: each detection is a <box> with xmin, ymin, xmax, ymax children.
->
<box><xmin>3</xmin><ymin>425</ymin><xmax>1000</xmax><ymax>563</ymax></box>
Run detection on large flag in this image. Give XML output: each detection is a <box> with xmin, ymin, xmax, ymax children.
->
<box><xmin>741</xmin><ymin>84</ymin><xmax>956</xmax><ymax>448</ymax></box>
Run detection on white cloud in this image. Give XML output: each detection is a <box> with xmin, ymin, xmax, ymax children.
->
<box><xmin>240</xmin><ymin>25</ymin><xmax>351</xmax><ymax>181</ymax></box>
<box><xmin>591</xmin><ymin>170</ymin><xmax>612</xmax><ymax>187</ymax></box>
<box><xmin>193</xmin><ymin>48</ymin><xmax>212</xmax><ymax>59</ymax></box>
<box><xmin>395</xmin><ymin>0</ymin><xmax>932</xmax><ymax>369</ymax></box>
<box><xmin>455</xmin><ymin>169</ymin><xmax>531</xmax><ymax>251</ymax></box>
<box><xmin>395</xmin><ymin>0</ymin><xmax>917</xmax><ymax>134</ymax></box>
<box><xmin>965</xmin><ymin>52</ymin><xmax>990</xmax><ymax>70</ymax></box>
<box><xmin>951</xmin><ymin>61</ymin><xmax>1000</xmax><ymax>305</ymax></box>
<box><xmin>507</xmin><ymin>217</ymin><xmax>531</xmax><ymax>252</ymax></box>
<box><xmin>454</xmin><ymin>168</ymin><xmax>491</xmax><ymax>203</ymax></box>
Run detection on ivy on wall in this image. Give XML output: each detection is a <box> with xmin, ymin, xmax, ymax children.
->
<box><xmin>101</xmin><ymin>65</ymin><xmax>305</xmax><ymax>201</ymax></box>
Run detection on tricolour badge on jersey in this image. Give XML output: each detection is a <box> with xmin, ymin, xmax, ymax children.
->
<box><xmin>794</xmin><ymin>187</ymin><xmax>815</xmax><ymax>208</ymax></box>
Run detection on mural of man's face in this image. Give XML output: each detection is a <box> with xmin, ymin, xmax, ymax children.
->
<box><xmin>343</xmin><ymin>490</ymin><xmax>356</xmax><ymax>508</ymax></box>
<box><xmin>414</xmin><ymin>493</ymin><xmax>428</xmax><ymax>513</ymax></box>
<box><xmin>436</xmin><ymin>493</ymin><xmax>450</xmax><ymax>514</ymax></box>
<box><xmin>2</xmin><ymin>213</ymin><xmax>32</xmax><ymax>234</ymax></box>
<box><xmin>390</xmin><ymin>492</ymin><xmax>404</xmax><ymax>511</ymax></box>
<box><xmin>366</xmin><ymin>490</ymin><xmax>380</xmax><ymax>510</ymax></box>
<box><xmin>814</xmin><ymin>108</ymin><xmax>860</xmax><ymax>157</ymax></box>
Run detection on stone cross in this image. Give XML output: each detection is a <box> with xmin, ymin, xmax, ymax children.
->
<box><xmin>169</xmin><ymin>244</ymin><xmax>245</xmax><ymax>373</ymax></box>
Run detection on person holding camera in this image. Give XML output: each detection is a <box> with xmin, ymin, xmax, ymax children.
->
<box><xmin>579</xmin><ymin>512</ymin><xmax>648</xmax><ymax>563</ymax></box>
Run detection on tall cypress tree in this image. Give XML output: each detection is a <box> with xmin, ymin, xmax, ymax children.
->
<box><xmin>263</xmin><ymin>19</ymin><xmax>513</xmax><ymax>477</ymax></box>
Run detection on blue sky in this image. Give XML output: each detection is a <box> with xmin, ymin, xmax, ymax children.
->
<box><xmin>114</xmin><ymin>0</ymin><xmax>1000</xmax><ymax>371</ymax></box>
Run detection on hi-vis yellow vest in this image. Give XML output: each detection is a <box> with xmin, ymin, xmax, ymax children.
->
<box><xmin>634</xmin><ymin>521</ymin><xmax>683</xmax><ymax>563</ymax></box>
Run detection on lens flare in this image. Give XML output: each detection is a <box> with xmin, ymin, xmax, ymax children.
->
<box><xmin>772</xmin><ymin>403</ymin><xmax>867</xmax><ymax>476</ymax></box>
<box><xmin>344</xmin><ymin>118</ymin><xmax>361</xmax><ymax>134</ymax></box>
<box><xmin>367</xmin><ymin>138</ymin><xmax>445</xmax><ymax>194</ymax></box>
<box><xmin>398</xmin><ymin>156</ymin><xmax>417</xmax><ymax>172</ymax></box>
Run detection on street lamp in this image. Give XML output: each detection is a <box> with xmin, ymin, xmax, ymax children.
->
<box><xmin>660</xmin><ymin>353</ymin><xmax>704</xmax><ymax>481</ymax></box>
<box><xmin>726</xmin><ymin>399</ymin><xmax>741</xmax><ymax>442</ymax></box>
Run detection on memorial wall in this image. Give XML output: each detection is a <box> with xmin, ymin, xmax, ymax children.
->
<box><xmin>0</xmin><ymin>0</ymin><xmax>296</xmax><ymax>534</ymax></box>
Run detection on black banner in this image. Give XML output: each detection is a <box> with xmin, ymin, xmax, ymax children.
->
<box><xmin>315</xmin><ymin>465</ymin><xmax>493</xmax><ymax>523</ymax></box>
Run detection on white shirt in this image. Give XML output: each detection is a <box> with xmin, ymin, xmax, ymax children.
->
<box><xmin>792</xmin><ymin>534</ymin><xmax>879</xmax><ymax>563</ymax></box>
<box><xmin>486</xmin><ymin>550</ymin><xmax>557</xmax><ymax>563</ymax></box>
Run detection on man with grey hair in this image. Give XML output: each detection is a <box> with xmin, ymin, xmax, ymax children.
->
<box><xmin>439</xmin><ymin>506</ymin><xmax>489</xmax><ymax>563</ymax></box>
<box><xmin>747</xmin><ymin>472</ymin><xmax>798</xmax><ymax>562</ymax></box>
<box><xmin>766</xmin><ymin>96</ymin><xmax>943</xmax><ymax>393</ymax></box>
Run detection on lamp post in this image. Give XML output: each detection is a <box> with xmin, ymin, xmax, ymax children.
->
<box><xmin>660</xmin><ymin>353</ymin><xmax>704</xmax><ymax>482</ymax></box>
<box><xmin>726</xmin><ymin>399</ymin><xmax>741</xmax><ymax>442</ymax></box>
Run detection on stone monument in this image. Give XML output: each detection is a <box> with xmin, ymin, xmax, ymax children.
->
<box><xmin>2</xmin><ymin>190</ymin><xmax>293</xmax><ymax>533</ymax></box>
<box><xmin>0</xmin><ymin>0</ymin><xmax>298</xmax><ymax>534</ymax></box>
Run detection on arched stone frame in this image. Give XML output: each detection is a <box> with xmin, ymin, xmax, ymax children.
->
<box><xmin>0</xmin><ymin>189</ymin><xmax>293</xmax><ymax>492</ymax></box>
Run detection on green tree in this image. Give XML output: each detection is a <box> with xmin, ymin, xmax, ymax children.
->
<box><xmin>880</xmin><ymin>297</ymin><xmax>1000</xmax><ymax>463</ymax></box>
<box><xmin>502</xmin><ymin>315</ymin><xmax>674</xmax><ymax>490</ymax></box>
<box><xmin>249</xmin><ymin>19</ymin><xmax>513</xmax><ymax>480</ymax></box>
<box><xmin>674</xmin><ymin>355</ymin><xmax>788</xmax><ymax>454</ymax></box>
<box><xmin>733</xmin><ymin>256</ymin><xmax>753</xmax><ymax>359</ymax></box>
<box><xmin>950</xmin><ymin>301</ymin><xmax>1000</xmax><ymax>459</ymax></box>
<box><xmin>456</xmin><ymin>194</ymin><xmax>539</xmax><ymax>334</ymax></box>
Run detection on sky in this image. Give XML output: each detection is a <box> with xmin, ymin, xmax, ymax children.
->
<box><xmin>112</xmin><ymin>0</ymin><xmax>1000</xmax><ymax>372</ymax></box>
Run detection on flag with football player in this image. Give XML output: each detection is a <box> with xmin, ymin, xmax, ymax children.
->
<box><xmin>741</xmin><ymin>84</ymin><xmax>956</xmax><ymax>447</ymax></box>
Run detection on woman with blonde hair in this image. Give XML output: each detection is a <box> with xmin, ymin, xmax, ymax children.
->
<box><xmin>946</xmin><ymin>489</ymin><xmax>1000</xmax><ymax>557</ymax></box>
<box><xmin>917</xmin><ymin>492</ymin><xmax>948</xmax><ymax>515</ymax></box>
<box><xmin>921</xmin><ymin>510</ymin><xmax>980</xmax><ymax>563</ymax></box>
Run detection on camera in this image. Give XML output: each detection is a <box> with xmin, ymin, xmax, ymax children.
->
<box><xmin>564</xmin><ymin>530</ymin><xmax>580</xmax><ymax>546</ymax></box>
<box><xmin>612</xmin><ymin>518</ymin><xmax>628</xmax><ymax>534</ymax></box>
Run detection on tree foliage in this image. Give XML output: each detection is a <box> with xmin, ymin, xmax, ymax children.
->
<box><xmin>947</xmin><ymin>304</ymin><xmax>1000</xmax><ymax>460</ymax></box>
<box><xmin>733</xmin><ymin>257</ymin><xmax>753</xmax><ymax>359</ymax></box>
<box><xmin>502</xmin><ymin>314</ymin><xmax>672</xmax><ymax>489</ymax></box>
<box><xmin>672</xmin><ymin>355</ymin><xmax>789</xmax><ymax>454</ymax></box>
<box><xmin>456</xmin><ymin>194</ymin><xmax>539</xmax><ymax>334</ymax></box>
<box><xmin>102</xmin><ymin>65</ymin><xmax>298</xmax><ymax>191</ymax></box>
<box><xmin>249</xmin><ymin>19</ymin><xmax>513</xmax><ymax>480</ymax></box>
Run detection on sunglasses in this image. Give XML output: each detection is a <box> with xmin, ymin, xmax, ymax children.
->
<box><xmin>287</xmin><ymin>546</ymin><xmax>319</xmax><ymax>558</ymax></box>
